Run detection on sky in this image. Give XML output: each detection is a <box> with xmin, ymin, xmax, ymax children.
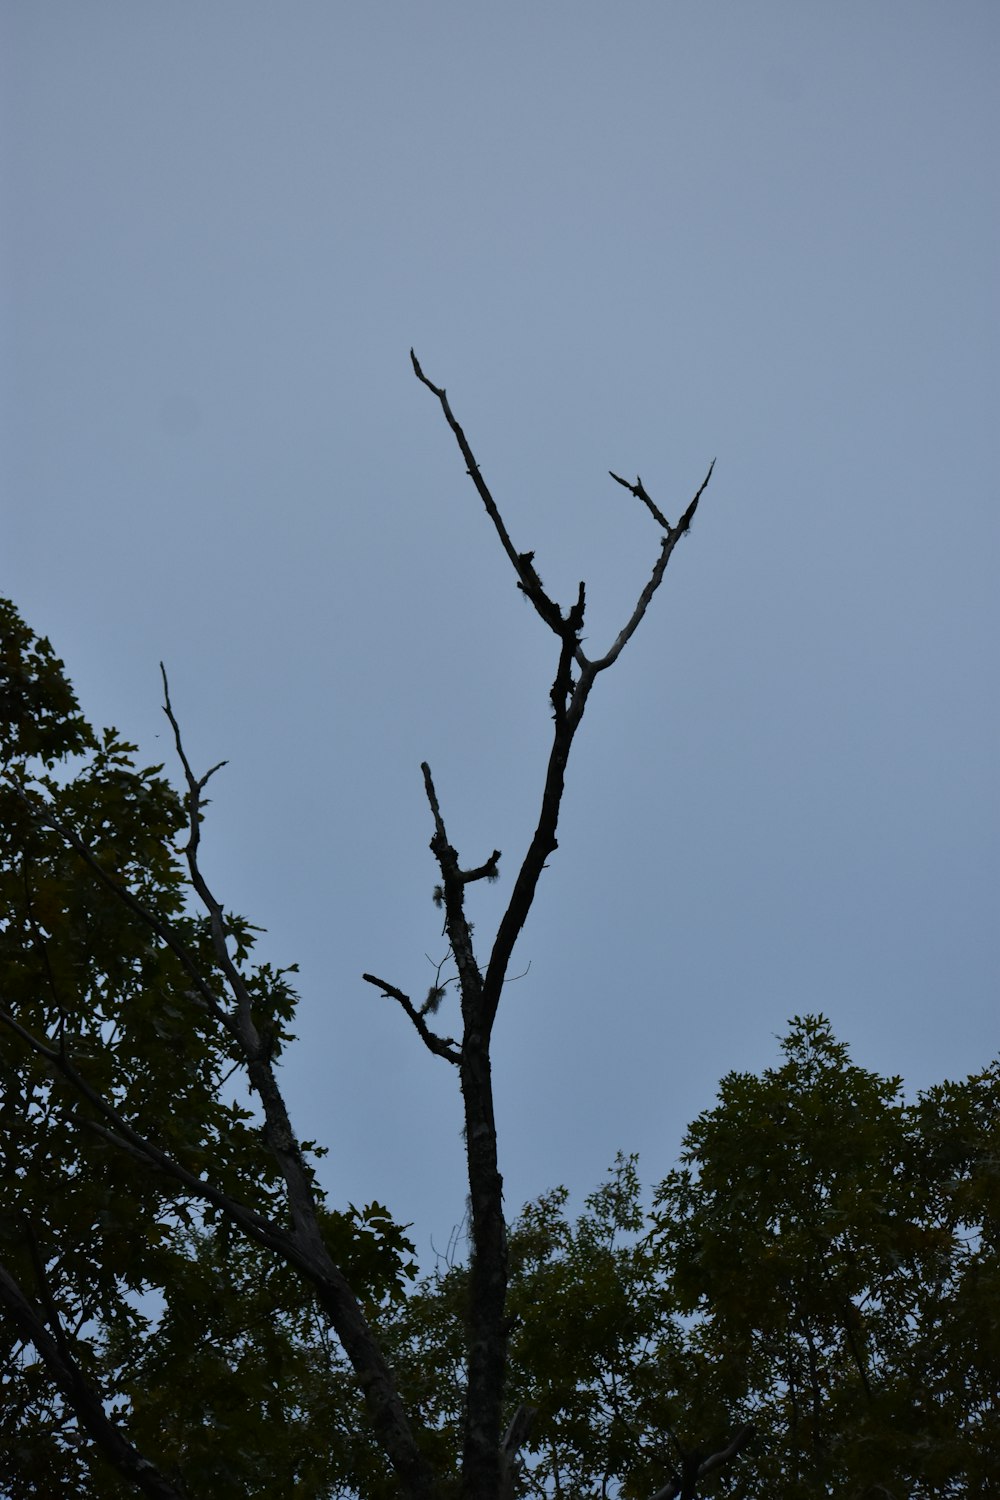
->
<box><xmin>3</xmin><ymin>2</ymin><xmax>998</xmax><ymax>1258</ymax></box>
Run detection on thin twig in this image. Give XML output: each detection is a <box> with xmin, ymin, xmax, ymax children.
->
<box><xmin>160</xmin><ymin>668</ymin><xmax>255</xmax><ymax>1039</ymax></box>
<box><xmin>676</xmin><ymin>458</ymin><xmax>715</xmax><ymax>535</ymax></box>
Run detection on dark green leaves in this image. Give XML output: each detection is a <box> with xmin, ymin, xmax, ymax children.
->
<box><xmin>0</xmin><ymin>598</ymin><xmax>416</xmax><ymax>1498</ymax></box>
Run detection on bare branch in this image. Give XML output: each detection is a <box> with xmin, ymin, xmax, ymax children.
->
<box><xmin>609</xmin><ymin>460</ymin><xmax>714</xmax><ymax>540</ymax></box>
<box><xmin>420</xmin><ymin>754</ymin><xmax>449</xmax><ymax>845</ymax></box>
<box><xmin>500</xmin><ymin>1402</ymin><xmax>538</xmax><ymax>1499</ymax></box>
<box><xmin>590</xmin><ymin>460</ymin><xmax>715</xmax><ymax>675</ymax></box>
<box><xmin>411</xmin><ymin>349</ymin><xmax>572</xmax><ymax>643</ymax></box>
<box><xmin>160</xmin><ymin>669</ymin><xmax>257</xmax><ymax>1040</ymax></box>
<box><xmin>413</xmin><ymin>351</ymin><xmax>710</xmax><ymax>695</ymax></box>
<box><xmin>609</xmin><ymin>470</ymin><xmax>672</xmax><ymax>532</ymax></box>
<box><xmin>550</xmin><ymin>582</ymin><xmax>585</xmax><ymax>728</ymax></box>
<box><xmin>362</xmin><ymin>973</ymin><xmax>461</xmax><ymax>1063</ymax></box>
<box><xmin>158</xmin><ymin>675</ymin><xmax>343</xmax><ymax>1255</ymax></box>
<box><xmin>676</xmin><ymin>458</ymin><xmax>715</xmax><ymax>535</ymax></box>
<box><xmin>420</xmin><ymin>762</ymin><xmax>484</xmax><ymax>1015</ymax></box>
<box><xmin>460</xmin><ymin>849</ymin><xmax>502</xmax><ymax>886</ymax></box>
<box><xmin>481</xmin><ymin>657</ymin><xmax>595</xmax><ymax>1034</ymax></box>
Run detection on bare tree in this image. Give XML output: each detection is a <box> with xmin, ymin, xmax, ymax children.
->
<box><xmin>0</xmin><ymin>356</ymin><xmax>749</xmax><ymax>1499</ymax></box>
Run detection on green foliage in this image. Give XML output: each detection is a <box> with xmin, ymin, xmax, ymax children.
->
<box><xmin>361</xmin><ymin>1021</ymin><xmax>999</xmax><ymax>1499</ymax></box>
<box><xmin>0</xmin><ymin>598</ymin><xmax>415</xmax><ymax>1498</ymax></box>
<box><xmin>0</xmin><ymin>601</ymin><xmax>96</xmax><ymax>767</ymax></box>
<box><xmin>649</xmin><ymin>1014</ymin><xmax>1000</xmax><ymax>1497</ymax></box>
<box><xmin>110</xmin><ymin>1225</ymin><xmax>403</xmax><ymax>1500</ymax></box>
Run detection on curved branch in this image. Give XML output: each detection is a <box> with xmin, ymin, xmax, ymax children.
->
<box><xmin>362</xmin><ymin>973</ymin><xmax>461</xmax><ymax>1062</ymax></box>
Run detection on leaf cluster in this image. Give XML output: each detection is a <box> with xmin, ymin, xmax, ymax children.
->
<box><xmin>648</xmin><ymin>1014</ymin><xmax>1000</xmax><ymax>1497</ymax></box>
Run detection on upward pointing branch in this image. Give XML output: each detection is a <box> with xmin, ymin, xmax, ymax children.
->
<box><xmin>402</xmin><ymin>356</ymin><xmax>714</xmax><ymax>1498</ymax></box>
<box><xmin>421</xmin><ymin>760</ymin><xmax>484</xmax><ymax>1018</ymax></box>
<box><xmin>590</xmin><ymin>460</ymin><xmax>715</xmax><ymax>675</ymax></box>
<box><xmin>411</xmin><ymin>350</ymin><xmax>575</xmax><ymax>645</ymax></box>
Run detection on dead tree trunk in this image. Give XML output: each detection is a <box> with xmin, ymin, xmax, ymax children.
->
<box><xmin>367</xmin><ymin>353</ymin><xmax>716</xmax><ymax>1498</ymax></box>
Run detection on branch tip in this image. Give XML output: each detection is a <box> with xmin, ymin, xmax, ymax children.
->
<box><xmin>410</xmin><ymin>348</ymin><xmax>443</xmax><ymax>397</ymax></box>
<box><xmin>676</xmin><ymin>458</ymin><xmax>716</xmax><ymax>535</ymax></box>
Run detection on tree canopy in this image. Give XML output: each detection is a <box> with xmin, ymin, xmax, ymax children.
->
<box><xmin>365</xmin><ymin>1017</ymin><xmax>999</xmax><ymax>1498</ymax></box>
<box><xmin>0</xmin><ymin>597</ymin><xmax>415</xmax><ymax>1498</ymax></box>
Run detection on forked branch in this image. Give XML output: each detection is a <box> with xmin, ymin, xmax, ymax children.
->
<box><xmin>412</xmin><ymin>351</ymin><xmax>713</xmax><ymax>689</ymax></box>
<box><xmin>408</xmin><ymin>356</ymin><xmax>713</xmax><ymax>1500</ymax></box>
<box><xmin>591</xmin><ymin>460</ymin><xmax>715</xmax><ymax>674</ymax></box>
<box><xmin>649</xmin><ymin>1424</ymin><xmax>755</xmax><ymax>1500</ymax></box>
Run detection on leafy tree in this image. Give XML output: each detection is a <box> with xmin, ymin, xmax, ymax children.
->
<box><xmin>0</xmin><ymin>599</ymin><xmax>413</xmax><ymax>1499</ymax></box>
<box><xmin>0</xmin><ymin>356</ymin><xmax>736</xmax><ymax>1499</ymax></box>
<box><xmin>649</xmin><ymin>1015</ymin><xmax>1000</xmax><ymax>1497</ymax></box>
<box><xmin>362</xmin><ymin>1018</ymin><xmax>998</xmax><ymax>1499</ymax></box>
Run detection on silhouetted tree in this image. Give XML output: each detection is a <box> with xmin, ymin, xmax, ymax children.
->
<box><xmin>0</xmin><ymin>356</ymin><xmax>736</xmax><ymax>1499</ymax></box>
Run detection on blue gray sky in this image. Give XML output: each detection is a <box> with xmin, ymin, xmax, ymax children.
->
<box><xmin>4</xmin><ymin>3</ymin><xmax>998</xmax><ymax>1254</ymax></box>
